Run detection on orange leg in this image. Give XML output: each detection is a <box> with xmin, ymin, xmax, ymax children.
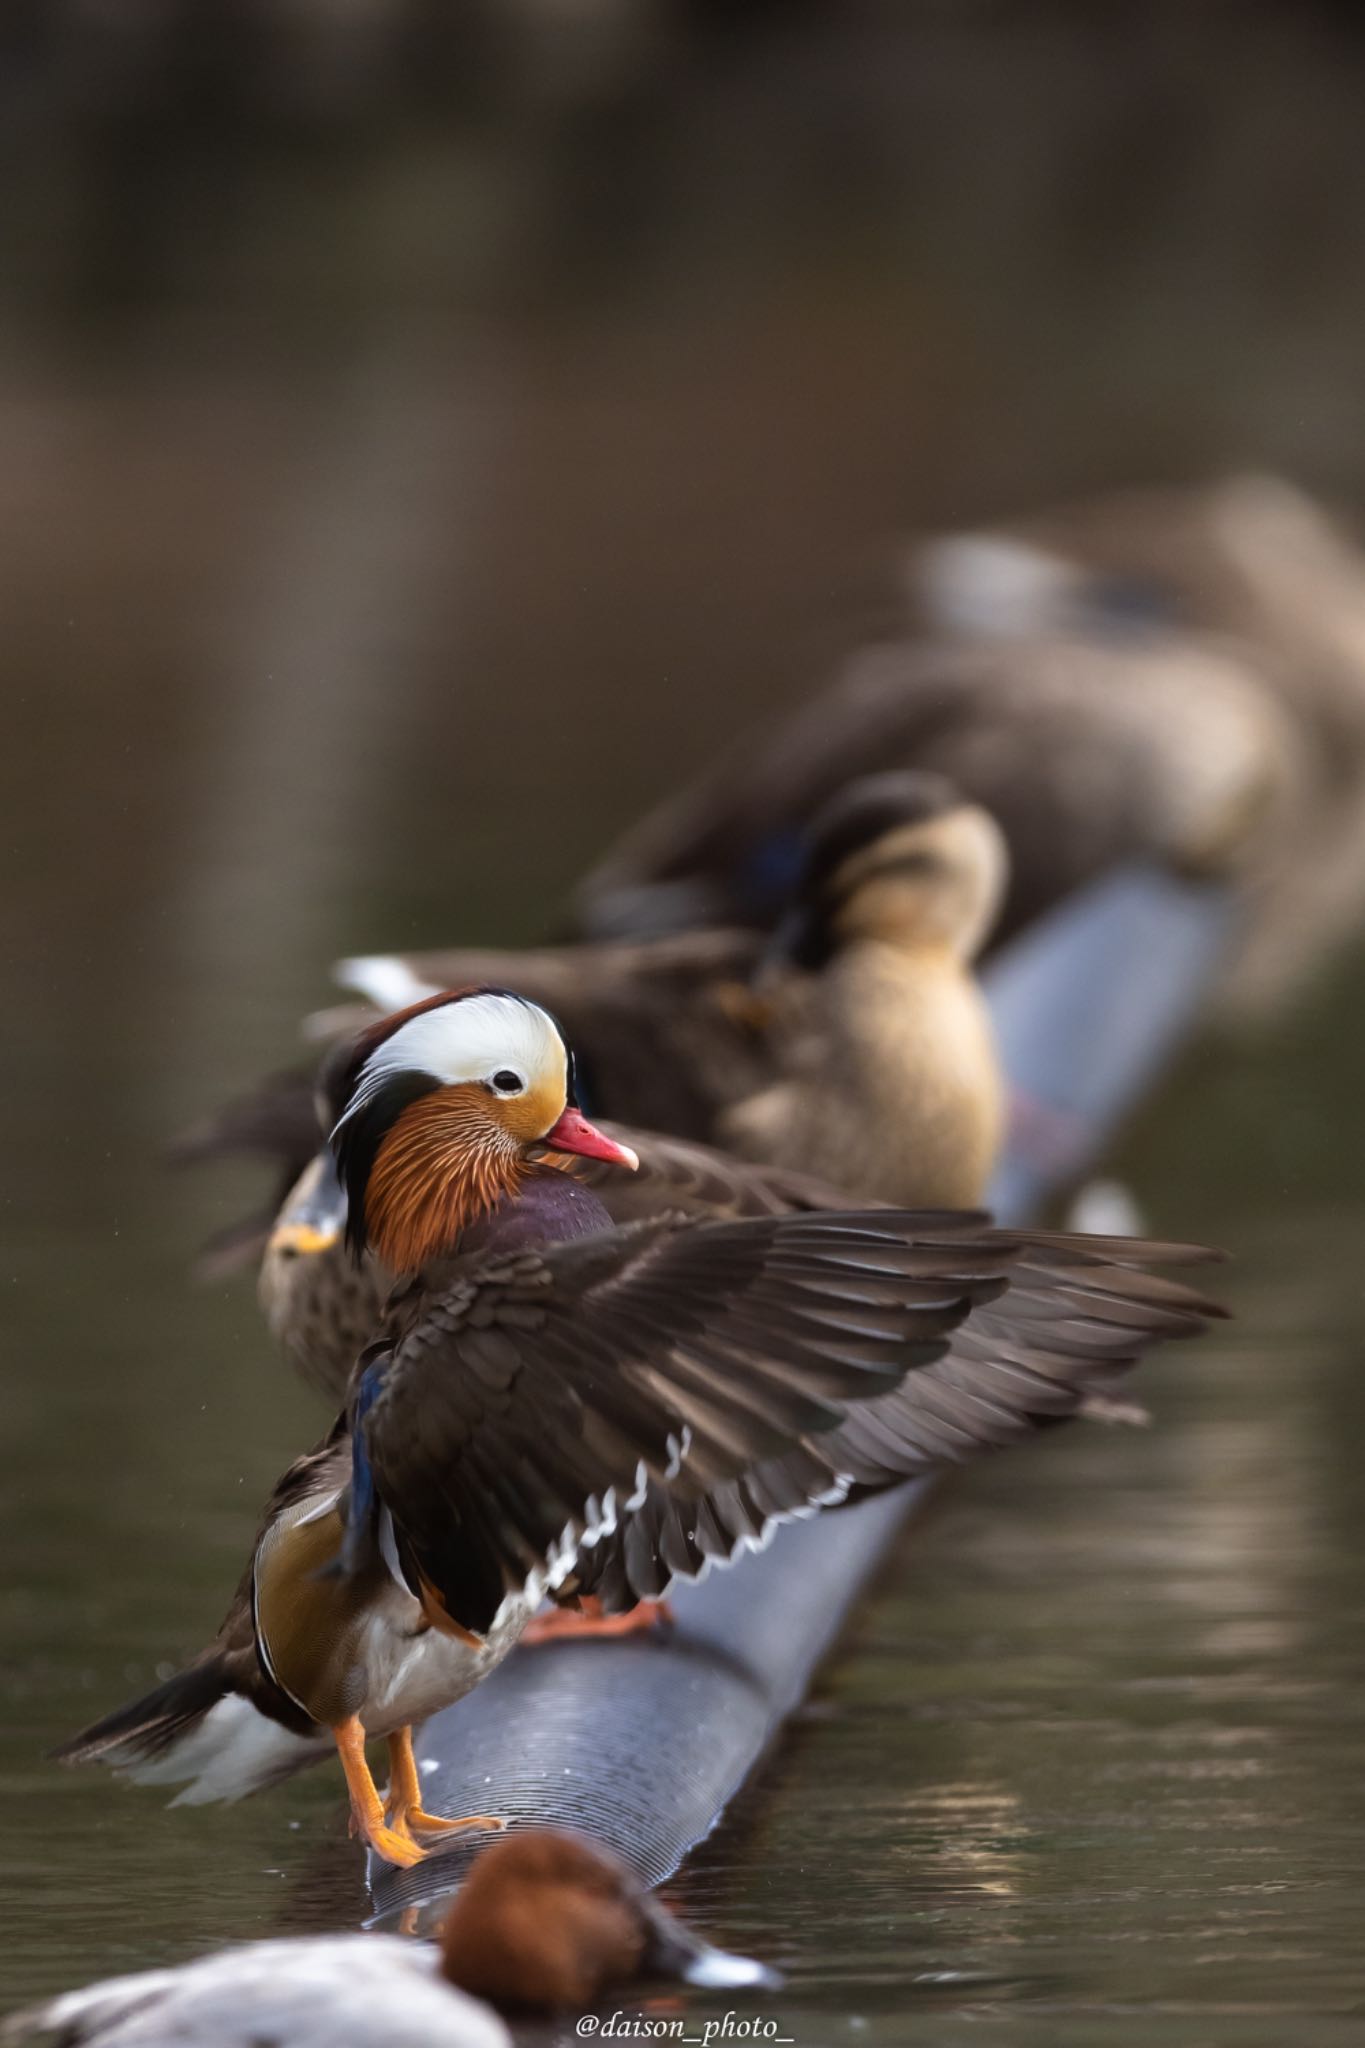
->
<box><xmin>521</xmin><ymin>1596</ymin><xmax>674</xmax><ymax>1646</ymax></box>
<box><xmin>332</xmin><ymin>1717</ymin><xmax>427</xmax><ymax>1868</ymax></box>
<box><xmin>385</xmin><ymin>1728</ymin><xmax>506</xmax><ymax>1844</ymax></box>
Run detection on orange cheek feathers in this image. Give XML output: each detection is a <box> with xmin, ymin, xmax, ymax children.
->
<box><xmin>365</xmin><ymin>1086</ymin><xmax>526</xmax><ymax>1272</ymax></box>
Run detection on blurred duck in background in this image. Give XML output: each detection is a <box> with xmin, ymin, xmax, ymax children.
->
<box><xmin>575</xmin><ymin>576</ymin><xmax>1301</xmax><ymax>973</ymax></box>
<box><xmin>61</xmin><ymin>991</ymin><xmax>1220</xmax><ymax>1856</ymax></box>
<box><xmin>583</xmin><ymin>474</ymin><xmax>1365</xmax><ymax>1030</ymax></box>
<box><xmin>2</xmin><ymin>1829</ymin><xmax>775</xmax><ymax>2044</ymax></box>
<box><xmin>908</xmin><ymin>474</ymin><xmax>1365</xmax><ymax>1019</ymax></box>
<box><xmin>171</xmin><ymin>1065</ymin><xmax>338</xmax><ymax>1281</ymax></box>
<box><xmin>263</xmin><ymin>1147</ymin><xmax>384</xmax><ymax>1399</ymax></box>
<box><xmin>317</xmin><ymin>770</ymin><xmax>1007</xmax><ymax>1205</ymax></box>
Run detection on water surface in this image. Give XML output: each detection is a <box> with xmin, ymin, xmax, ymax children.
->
<box><xmin>5</xmin><ymin>10</ymin><xmax>1365</xmax><ymax>2039</ymax></box>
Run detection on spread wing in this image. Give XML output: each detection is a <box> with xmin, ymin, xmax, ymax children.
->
<box><xmin>820</xmin><ymin>1231</ymin><xmax>1220</xmax><ymax>1482</ymax></box>
<box><xmin>358</xmin><ymin>1211</ymin><xmax>1017</xmax><ymax>1636</ymax></box>
<box><xmin>260</xmin><ymin>1127</ymin><xmax>867</xmax><ymax>1411</ymax></box>
<box><xmin>575</xmin><ymin>1230</ymin><xmax>1225</xmax><ymax>1606</ymax></box>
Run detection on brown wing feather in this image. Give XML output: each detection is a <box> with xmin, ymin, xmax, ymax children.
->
<box><xmin>574</xmin><ymin>1231</ymin><xmax>1225</xmax><ymax>1608</ymax></box>
<box><xmin>262</xmin><ymin>1124</ymin><xmax>866</xmax><ymax>1410</ymax></box>
<box><xmin>550</xmin><ymin>1122</ymin><xmax>867</xmax><ymax>1223</ymax></box>
<box><xmin>359</xmin><ymin>1211</ymin><xmax>1019</xmax><ymax>1635</ymax></box>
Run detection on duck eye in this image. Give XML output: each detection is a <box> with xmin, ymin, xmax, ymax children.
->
<box><xmin>490</xmin><ymin>1070</ymin><xmax>525</xmax><ymax>1095</ymax></box>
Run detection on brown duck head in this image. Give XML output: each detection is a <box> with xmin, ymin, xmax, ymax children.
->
<box><xmin>438</xmin><ymin>1829</ymin><xmax>780</xmax><ymax>2011</ymax></box>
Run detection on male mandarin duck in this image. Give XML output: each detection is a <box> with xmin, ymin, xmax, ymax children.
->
<box><xmin>4</xmin><ymin>1829</ymin><xmax>775</xmax><ymax>2043</ymax></box>
<box><xmin>61</xmin><ymin>988</ymin><xmax>1221</xmax><ymax>1863</ymax></box>
<box><xmin>183</xmin><ymin>770</ymin><xmax>1009</xmax><ymax>1302</ymax></box>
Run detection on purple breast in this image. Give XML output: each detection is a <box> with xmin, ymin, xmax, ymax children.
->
<box><xmin>460</xmin><ymin>1170</ymin><xmax>614</xmax><ymax>1256</ymax></box>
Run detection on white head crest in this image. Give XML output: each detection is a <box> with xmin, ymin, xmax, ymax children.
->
<box><xmin>334</xmin><ymin>993</ymin><xmax>568</xmax><ymax>1134</ymax></box>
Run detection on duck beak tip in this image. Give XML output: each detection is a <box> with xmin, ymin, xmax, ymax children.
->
<box><xmin>542</xmin><ymin>1108</ymin><xmax>639</xmax><ymax>1173</ymax></box>
<box><xmin>680</xmin><ymin>1948</ymin><xmax>784</xmax><ymax>1993</ymax></box>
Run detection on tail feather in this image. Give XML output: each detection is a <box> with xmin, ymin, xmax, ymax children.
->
<box><xmin>53</xmin><ymin>1661</ymin><xmax>323</xmax><ymax>1804</ymax></box>
<box><xmin>52</xmin><ymin>1659</ymin><xmax>231</xmax><ymax>1771</ymax></box>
